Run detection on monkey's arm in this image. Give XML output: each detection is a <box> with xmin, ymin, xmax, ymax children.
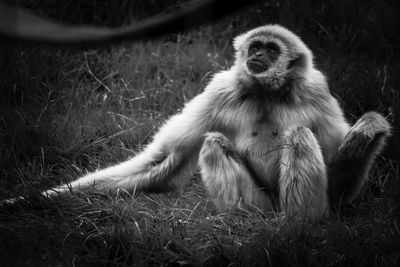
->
<box><xmin>327</xmin><ymin>112</ymin><xmax>391</xmax><ymax>209</ymax></box>
<box><xmin>48</xmin><ymin>88</ymin><xmax>218</xmax><ymax>195</ymax></box>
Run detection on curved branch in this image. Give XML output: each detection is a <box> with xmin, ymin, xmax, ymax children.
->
<box><xmin>0</xmin><ymin>0</ymin><xmax>263</xmax><ymax>48</ymax></box>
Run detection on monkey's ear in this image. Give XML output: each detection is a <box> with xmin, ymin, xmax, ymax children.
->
<box><xmin>233</xmin><ymin>33</ymin><xmax>248</xmax><ymax>51</ymax></box>
<box><xmin>288</xmin><ymin>53</ymin><xmax>307</xmax><ymax>69</ymax></box>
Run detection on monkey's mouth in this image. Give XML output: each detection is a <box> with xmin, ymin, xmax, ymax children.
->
<box><xmin>247</xmin><ymin>59</ymin><xmax>269</xmax><ymax>74</ymax></box>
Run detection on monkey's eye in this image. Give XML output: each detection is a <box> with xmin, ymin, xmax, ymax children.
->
<box><xmin>265</xmin><ymin>42</ymin><xmax>280</xmax><ymax>54</ymax></box>
<box><xmin>248</xmin><ymin>41</ymin><xmax>263</xmax><ymax>55</ymax></box>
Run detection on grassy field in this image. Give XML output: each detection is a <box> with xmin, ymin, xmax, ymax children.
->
<box><xmin>1</xmin><ymin>1</ymin><xmax>400</xmax><ymax>266</ymax></box>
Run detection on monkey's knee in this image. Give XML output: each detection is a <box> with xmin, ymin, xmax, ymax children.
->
<box><xmin>283</xmin><ymin>126</ymin><xmax>323</xmax><ymax>159</ymax></box>
<box><xmin>339</xmin><ymin>112</ymin><xmax>391</xmax><ymax>159</ymax></box>
<box><xmin>199</xmin><ymin>132</ymin><xmax>235</xmax><ymax>175</ymax></box>
<box><xmin>280</xmin><ymin>126</ymin><xmax>328</xmax><ymax>218</ymax></box>
<box><xmin>199</xmin><ymin>132</ymin><xmax>234</xmax><ymax>165</ymax></box>
<box><xmin>355</xmin><ymin>112</ymin><xmax>391</xmax><ymax>136</ymax></box>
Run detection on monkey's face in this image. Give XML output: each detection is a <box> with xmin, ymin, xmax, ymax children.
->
<box><xmin>246</xmin><ymin>41</ymin><xmax>281</xmax><ymax>74</ymax></box>
<box><xmin>240</xmin><ymin>37</ymin><xmax>292</xmax><ymax>89</ymax></box>
<box><xmin>233</xmin><ymin>25</ymin><xmax>314</xmax><ymax>90</ymax></box>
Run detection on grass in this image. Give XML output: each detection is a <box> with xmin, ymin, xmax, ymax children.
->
<box><xmin>1</xmin><ymin>1</ymin><xmax>400</xmax><ymax>266</ymax></box>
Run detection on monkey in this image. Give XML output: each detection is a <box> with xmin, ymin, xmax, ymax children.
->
<box><xmin>41</xmin><ymin>25</ymin><xmax>390</xmax><ymax>218</ymax></box>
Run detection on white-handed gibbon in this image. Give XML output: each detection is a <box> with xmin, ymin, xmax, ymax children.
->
<box><xmin>45</xmin><ymin>25</ymin><xmax>391</xmax><ymax>218</ymax></box>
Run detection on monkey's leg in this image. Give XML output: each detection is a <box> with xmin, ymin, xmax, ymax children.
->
<box><xmin>328</xmin><ymin>112</ymin><xmax>391</xmax><ymax>209</ymax></box>
<box><xmin>280</xmin><ymin>127</ymin><xmax>329</xmax><ymax>218</ymax></box>
<box><xmin>198</xmin><ymin>132</ymin><xmax>275</xmax><ymax>213</ymax></box>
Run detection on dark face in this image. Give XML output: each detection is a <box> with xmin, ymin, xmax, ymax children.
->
<box><xmin>246</xmin><ymin>41</ymin><xmax>280</xmax><ymax>74</ymax></box>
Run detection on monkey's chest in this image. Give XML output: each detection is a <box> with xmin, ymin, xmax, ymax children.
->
<box><xmin>228</xmin><ymin>114</ymin><xmax>309</xmax><ymax>187</ymax></box>
<box><xmin>229</xmin><ymin>122</ymin><xmax>285</xmax><ymax>186</ymax></box>
<box><xmin>234</xmin><ymin>123</ymin><xmax>281</xmax><ymax>154</ymax></box>
<box><xmin>218</xmin><ymin>99</ymin><xmax>316</xmax><ymax>186</ymax></box>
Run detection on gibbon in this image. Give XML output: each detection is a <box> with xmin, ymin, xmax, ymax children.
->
<box><xmin>46</xmin><ymin>25</ymin><xmax>390</xmax><ymax>218</ymax></box>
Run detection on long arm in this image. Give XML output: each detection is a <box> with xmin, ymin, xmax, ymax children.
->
<box><xmin>47</xmin><ymin>87</ymin><xmax>218</xmax><ymax>196</ymax></box>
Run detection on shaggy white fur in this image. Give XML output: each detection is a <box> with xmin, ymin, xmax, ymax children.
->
<box><xmin>47</xmin><ymin>25</ymin><xmax>391</xmax><ymax>219</ymax></box>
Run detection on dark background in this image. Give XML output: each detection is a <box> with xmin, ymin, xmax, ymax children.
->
<box><xmin>1</xmin><ymin>0</ymin><xmax>399</xmax><ymax>157</ymax></box>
